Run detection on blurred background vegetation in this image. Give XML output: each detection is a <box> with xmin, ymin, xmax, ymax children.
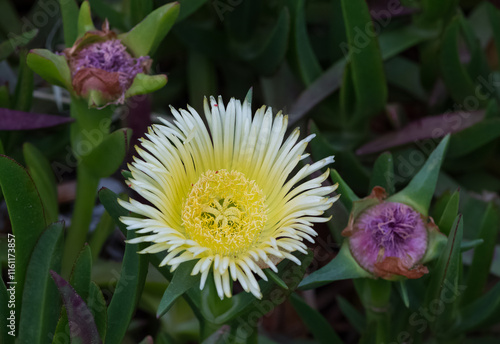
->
<box><xmin>1</xmin><ymin>0</ymin><xmax>500</xmax><ymax>343</ymax></box>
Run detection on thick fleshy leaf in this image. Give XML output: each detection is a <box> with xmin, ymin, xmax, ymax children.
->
<box><xmin>384</xmin><ymin>57</ymin><xmax>427</xmax><ymax>102</ymax></box>
<box><xmin>336</xmin><ymin>295</ymin><xmax>366</xmax><ymax>333</ymax></box>
<box><xmin>177</xmin><ymin>0</ymin><xmax>208</xmax><ymax>22</ymax></box>
<box><xmin>89</xmin><ymin>210</ymin><xmax>116</xmax><ymax>261</ymax></box>
<box><xmin>99</xmin><ymin>188</ymin><xmax>149</xmax><ymax>344</ymax></box>
<box><xmin>119</xmin><ymin>2</ymin><xmax>180</xmax><ymax>57</ymax></box>
<box><xmin>309</xmin><ymin>122</ymin><xmax>370</xmax><ymax>194</ymax></box>
<box><xmin>59</xmin><ymin>0</ymin><xmax>79</xmax><ymax>46</ymax></box>
<box><xmin>50</xmin><ymin>271</ymin><xmax>102</xmax><ymax>344</ymax></box>
<box><xmin>264</xmin><ymin>269</ymin><xmax>288</xmax><ymax>290</ymax></box>
<box><xmin>387</xmin><ymin>135</ymin><xmax>450</xmax><ymax>216</ymax></box>
<box><xmin>463</xmin><ymin>203</ymin><xmax>499</xmax><ymax>302</ymax></box>
<box><xmin>18</xmin><ymin>222</ymin><xmax>63</xmax><ymax>343</ymax></box>
<box><xmin>125</xmin><ymin>73</ymin><xmax>168</xmax><ymax>98</ymax></box>
<box><xmin>129</xmin><ymin>0</ymin><xmax>153</xmax><ymax>26</ymax></box>
<box><xmin>70</xmin><ymin>244</ymin><xmax>92</xmax><ymax>302</ymax></box>
<box><xmin>0</xmin><ymin>107</ymin><xmax>73</xmax><ymax>130</ymax></box>
<box><xmin>369</xmin><ymin>152</ymin><xmax>395</xmax><ymax>195</ymax></box>
<box><xmin>0</xmin><ymin>155</ymin><xmax>46</xmax><ymax>324</ymax></box>
<box><xmin>88</xmin><ymin>282</ymin><xmax>107</xmax><ymax>341</ymax></box>
<box><xmin>448</xmin><ymin>118</ymin><xmax>500</xmax><ymax>159</ymax></box>
<box><xmin>440</xmin><ymin>17</ymin><xmax>488</xmax><ymax>106</ymax></box>
<box><xmin>187</xmin><ymin>50</ymin><xmax>217</xmax><ymax>111</ymax></box>
<box><xmin>340</xmin><ymin>0</ymin><xmax>387</xmax><ymax>123</ymax></box>
<box><xmin>245</xmin><ymin>8</ymin><xmax>290</xmax><ymax>76</ymax></box>
<box><xmin>287</xmin><ymin>0</ymin><xmax>322</xmax><ymax>86</ymax></box>
<box><xmin>88</xmin><ymin>0</ymin><xmax>126</xmax><ymax>31</ymax></box>
<box><xmin>157</xmin><ymin>260</ymin><xmax>200</xmax><ymax>319</ymax></box>
<box><xmin>82</xmin><ymin>129</ymin><xmax>131</xmax><ymax>178</ymax></box>
<box><xmin>13</xmin><ymin>51</ymin><xmax>34</xmax><ymax>112</ymax></box>
<box><xmin>436</xmin><ymin>189</ymin><xmax>460</xmax><ymax>236</ymax></box>
<box><xmin>452</xmin><ymin>282</ymin><xmax>500</xmax><ymax>334</ymax></box>
<box><xmin>288</xmin><ymin>23</ymin><xmax>434</xmax><ymax>126</ymax></box>
<box><xmin>299</xmin><ymin>243</ymin><xmax>371</xmax><ymax>290</ymax></box>
<box><xmin>418</xmin><ymin>0</ymin><xmax>458</xmax><ymax>24</ymax></box>
<box><xmin>290</xmin><ymin>293</ymin><xmax>343</xmax><ymax>344</ymax></box>
<box><xmin>77</xmin><ymin>0</ymin><xmax>96</xmax><ymax>37</ymax></box>
<box><xmin>426</xmin><ymin>215</ymin><xmax>463</xmax><ymax>333</ymax></box>
<box><xmin>27</xmin><ymin>49</ymin><xmax>72</xmax><ymax>90</ymax></box>
<box><xmin>0</xmin><ymin>29</ymin><xmax>38</xmax><ymax>60</ymax></box>
<box><xmin>23</xmin><ymin>143</ymin><xmax>59</xmax><ymax>223</ymax></box>
<box><xmin>356</xmin><ymin>111</ymin><xmax>483</xmax><ymax>155</ymax></box>
<box><xmin>330</xmin><ymin>169</ymin><xmax>359</xmax><ymax>213</ymax></box>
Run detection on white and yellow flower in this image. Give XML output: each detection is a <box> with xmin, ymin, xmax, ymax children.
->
<box><xmin>119</xmin><ymin>95</ymin><xmax>338</xmax><ymax>299</ymax></box>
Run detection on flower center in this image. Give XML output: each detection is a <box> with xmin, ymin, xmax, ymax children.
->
<box><xmin>182</xmin><ymin>170</ymin><xmax>267</xmax><ymax>256</ymax></box>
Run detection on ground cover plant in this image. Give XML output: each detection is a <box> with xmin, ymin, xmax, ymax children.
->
<box><xmin>1</xmin><ymin>0</ymin><xmax>500</xmax><ymax>343</ymax></box>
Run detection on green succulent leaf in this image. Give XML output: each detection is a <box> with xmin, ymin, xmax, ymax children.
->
<box><xmin>369</xmin><ymin>152</ymin><xmax>395</xmax><ymax>195</ymax></box>
<box><xmin>18</xmin><ymin>222</ymin><xmax>63</xmax><ymax>343</ymax></box>
<box><xmin>287</xmin><ymin>0</ymin><xmax>322</xmax><ymax>85</ymax></box>
<box><xmin>157</xmin><ymin>260</ymin><xmax>200</xmax><ymax>319</ymax></box>
<box><xmin>387</xmin><ymin>135</ymin><xmax>450</xmax><ymax>216</ymax></box>
<box><xmin>453</xmin><ymin>281</ymin><xmax>500</xmax><ymax>334</ymax></box>
<box><xmin>336</xmin><ymin>295</ymin><xmax>366</xmax><ymax>333</ymax></box>
<box><xmin>125</xmin><ymin>73</ymin><xmax>168</xmax><ymax>98</ymax></box>
<box><xmin>27</xmin><ymin>49</ymin><xmax>72</xmax><ymax>90</ymax></box>
<box><xmin>436</xmin><ymin>189</ymin><xmax>460</xmax><ymax>236</ymax></box>
<box><xmin>245</xmin><ymin>8</ymin><xmax>290</xmax><ymax>76</ymax></box>
<box><xmin>330</xmin><ymin>169</ymin><xmax>359</xmax><ymax>213</ymax></box>
<box><xmin>88</xmin><ymin>282</ymin><xmax>108</xmax><ymax>341</ymax></box>
<box><xmin>463</xmin><ymin>203</ymin><xmax>500</xmax><ymax>302</ymax></box>
<box><xmin>0</xmin><ymin>155</ymin><xmax>47</xmax><ymax>324</ymax></box>
<box><xmin>99</xmin><ymin>188</ymin><xmax>149</xmax><ymax>344</ymax></box>
<box><xmin>23</xmin><ymin>143</ymin><xmax>59</xmax><ymax>224</ymax></box>
<box><xmin>69</xmin><ymin>244</ymin><xmax>92</xmax><ymax>302</ymax></box>
<box><xmin>177</xmin><ymin>0</ymin><xmax>208</xmax><ymax>22</ymax></box>
<box><xmin>290</xmin><ymin>293</ymin><xmax>344</xmax><ymax>344</ymax></box>
<box><xmin>440</xmin><ymin>17</ymin><xmax>488</xmax><ymax>107</ymax></box>
<box><xmin>426</xmin><ymin>215</ymin><xmax>463</xmax><ymax>333</ymax></box>
<box><xmin>119</xmin><ymin>2</ymin><xmax>180</xmax><ymax>57</ymax></box>
<box><xmin>13</xmin><ymin>51</ymin><xmax>34</xmax><ymax>112</ymax></box>
<box><xmin>82</xmin><ymin>128</ymin><xmax>131</xmax><ymax>178</ymax></box>
<box><xmin>59</xmin><ymin>0</ymin><xmax>79</xmax><ymax>46</ymax></box>
<box><xmin>341</xmin><ymin>0</ymin><xmax>387</xmax><ymax>123</ymax></box>
<box><xmin>77</xmin><ymin>0</ymin><xmax>96</xmax><ymax>38</ymax></box>
<box><xmin>299</xmin><ymin>243</ymin><xmax>371</xmax><ymax>290</ymax></box>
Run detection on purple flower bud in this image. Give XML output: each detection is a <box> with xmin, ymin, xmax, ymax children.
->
<box><xmin>64</xmin><ymin>23</ymin><xmax>152</xmax><ymax>106</ymax></box>
<box><xmin>72</xmin><ymin>40</ymin><xmax>150</xmax><ymax>92</ymax></box>
<box><xmin>343</xmin><ymin>188</ymin><xmax>430</xmax><ymax>279</ymax></box>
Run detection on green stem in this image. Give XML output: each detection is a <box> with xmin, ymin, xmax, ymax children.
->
<box><xmin>62</xmin><ymin>164</ymin><xmax>99</xmax><ymax>276</ymax></box>
<box><xmin>355</xmin><ymin>278</ymin><xmax>392</xmax><ymax>344</ymax></box>
<box><xmin>61</xmin><ymin>97</ymin><xmax>112</xmax><ymax>277</ymax></box>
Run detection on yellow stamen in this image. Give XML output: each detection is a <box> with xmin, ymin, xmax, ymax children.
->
<box><xmin>182</xmin><ymin>169</ymin><xmax>267</xmax><ymax>256</ymax></box>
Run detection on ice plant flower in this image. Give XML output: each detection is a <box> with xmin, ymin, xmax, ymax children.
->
<box><xmin>342</xmin><ymin>187</ymin><xmax>440</xmax><ymax>280</ymax></box>
<box><xmin>119</xmin><ymin>95</ymin><xmax>338</xmax><ymax>299</ymax></box>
